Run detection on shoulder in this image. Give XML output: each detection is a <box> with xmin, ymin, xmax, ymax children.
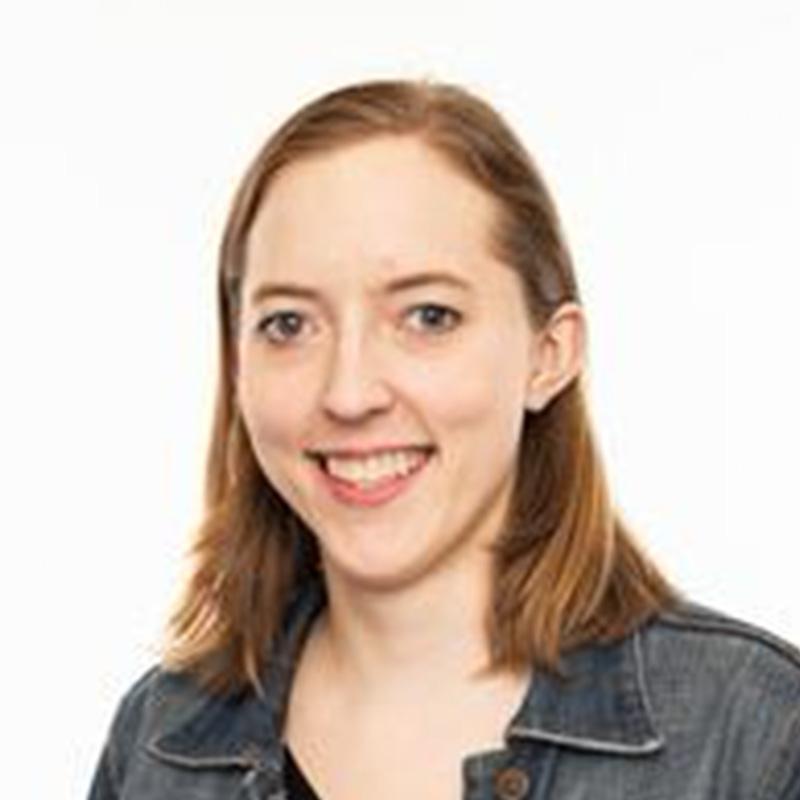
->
<box><xmin>655</xmin><ymin>599</ymin><xmax>800</xmax><ymax>654</ymax></box>
<box><xmin>639</xmin><ymin>600</ymin><xmax>800</xmax><ymax>799</ymax></box>
<box><xmin>97</xmin><ymin>665</ymin><xmax>211</xmax><ymax>789</ymax></box>
<box><xmin>645</xmin><ymin>599</ymin><xmax>800</xmax><ymax>691</ymax></box>
<box><xmin>108</xmin><ymin>663</ymin><xmax>201</xmax><ymax>720</ymax></box>
<box><xmin>106</xmin><ymin>661</ymin><xmax>220</xmax><ymax>737</ymax></box>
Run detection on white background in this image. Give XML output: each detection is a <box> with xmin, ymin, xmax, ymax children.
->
<box><xmin>1</xmin><ymin>1</ymin><xmax>798</xmax><ymax>797</ymax></box>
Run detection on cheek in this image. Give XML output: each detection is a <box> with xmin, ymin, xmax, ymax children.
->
<box><xmin>237</xmin><ymin>369</ymin><xmax>310</xmax><ymax>453</ymax></box>
<box><xmin>237</xmin><ymin>375</ymin><xmax>315</xmax><ymax>505</ymax></box>
<box><xmin>410</xmin><ymin>339</ymin><xmax>527</xmax><ymax>430</ymax></box>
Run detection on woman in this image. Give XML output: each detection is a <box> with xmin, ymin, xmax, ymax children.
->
<box><xmin>89</xmin><ymin>78</ymin><xmax>800</xmax><ymax>800</ymax></box>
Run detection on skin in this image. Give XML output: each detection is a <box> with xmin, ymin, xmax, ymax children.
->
<box><xmin>235</xmin><ymin>135</ymin><xmax>586</xmax><ymax>706</ymax></box>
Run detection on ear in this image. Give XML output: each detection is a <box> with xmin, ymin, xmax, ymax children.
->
<box><xmin>525</xmin><ymin>302</ymin><xmax>587</xmax><ymax>412</ymax></box>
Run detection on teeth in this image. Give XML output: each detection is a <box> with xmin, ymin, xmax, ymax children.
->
<box><xmin>323</xmin><ymin>449</ymin><xmax>429</xmax><ymax>485</ymax></box>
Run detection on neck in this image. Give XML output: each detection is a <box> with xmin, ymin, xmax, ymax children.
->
<box><xmin>310</xmin><ymin>551</ymin><xmax>499</xmax><ymax>703</ymax></box>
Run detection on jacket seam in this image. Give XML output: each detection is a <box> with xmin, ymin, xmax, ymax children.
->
<box><xmin>655</xmin><ymin>610</ymin><xmax>800</xmax><ymax>673</ymax></box>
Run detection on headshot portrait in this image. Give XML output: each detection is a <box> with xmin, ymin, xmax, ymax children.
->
<box><xmin>86</xmin><ymin>73</ymin><xmax>800</xmax><ymax>799</ymax></box>
<box><xmin>4</xmin><ymin>3</ymin><xmax>798</xmax><ymax>800</ymax></box>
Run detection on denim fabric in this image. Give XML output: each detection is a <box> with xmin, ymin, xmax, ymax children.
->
<box><xmin>88</xmin><ymin>576</ymin><xmax>800</xmax><ymax>799</ymax></box>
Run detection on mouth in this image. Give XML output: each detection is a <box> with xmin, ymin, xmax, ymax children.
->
<box><xmin>305</xmin><ymin>445</ymin><xmax>437</xmax><ymax>507</ymax></box>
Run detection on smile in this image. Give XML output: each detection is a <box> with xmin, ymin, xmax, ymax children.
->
<box><xmin>309</xmin><ymin>446</ymin><xmax>435</xmax><ymax>508</ymax></box>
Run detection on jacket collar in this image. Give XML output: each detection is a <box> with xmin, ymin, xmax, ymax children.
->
<box><xmin>149</xmin><ymin>576</ymin><xmax>664</xmax><ymax>770</ymax></box>
<box><xmin>506</xmin><ymin>626</ymin><xmax>664</xmax><ymax>754</ymax></box>
<box><xmin>147</xmin><ymin>577</ymin><xmax>326</xmax><ymax>772</ymax></box>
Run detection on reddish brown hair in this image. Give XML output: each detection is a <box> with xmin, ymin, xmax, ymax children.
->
<box><xmin>162</xmin><ymin>78</ymin><xmax>677</xmax><ymax>694</ymax></box>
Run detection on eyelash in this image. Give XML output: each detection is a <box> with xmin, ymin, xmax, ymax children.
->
<box><xmin>255</xmin><ymin>303</ymin><xmax>463</xmax><ymax>346</ymax></box>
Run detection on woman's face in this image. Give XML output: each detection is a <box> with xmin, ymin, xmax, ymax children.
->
<box><xmin>236</xmin><ymin>136</ymin><xmax>561</xmax><ymax>592</ymax></box>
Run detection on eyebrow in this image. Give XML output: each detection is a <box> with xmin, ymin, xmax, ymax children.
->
<box><xmin>248</xmin><ymin>270</ymin><xmax>473</xmax><ymax>306</ymax></box>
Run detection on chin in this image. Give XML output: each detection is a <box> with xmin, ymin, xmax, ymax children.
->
<box><xmin>320</xmin><ymin>549</ymin><xmax>441</xmax><ymax>594</ymax></box>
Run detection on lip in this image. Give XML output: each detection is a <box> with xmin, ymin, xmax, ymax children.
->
<box><xmin>309</xmin><ymin>448</ymin><xmax>434</xmax><ymax>508</ymax></box>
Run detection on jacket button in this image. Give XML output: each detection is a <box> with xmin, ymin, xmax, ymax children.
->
<box><xmin>493</xmin><ymin>766</ymin><xmax>530</xmax><ymax>800</ymax></box>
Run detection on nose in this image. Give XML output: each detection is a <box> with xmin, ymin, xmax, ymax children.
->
<box><xmin>320</xmin><ymin>326</ymin><xmax>395</xmax><ymax>422</ymax></box>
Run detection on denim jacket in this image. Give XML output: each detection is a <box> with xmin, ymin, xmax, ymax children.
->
<box><xmin>88</xmin><ymin>576</ymin><xmax>800</xmax><ymax>799</ymax></box>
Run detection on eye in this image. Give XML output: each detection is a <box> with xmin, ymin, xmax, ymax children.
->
<box><xmin>404</xmin><ymin>303</ymin><xmax>462</xmax><ymax>335</ymax></box>
<box><xmin>255</xmin><ymin>310</ymin><xmax>311</xmax><ymax>345</ymax></box>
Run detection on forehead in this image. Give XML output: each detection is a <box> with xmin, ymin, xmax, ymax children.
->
<box><xmin>243</xmin><ymin>136</ymin><xmax>502</xmax><ymax>288</ymax></box>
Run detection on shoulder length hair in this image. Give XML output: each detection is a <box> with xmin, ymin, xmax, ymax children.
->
<box><xmin>162</xmin><ymin>77</ymin><xmax>678</xmax><ymax>695</ymax></box>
